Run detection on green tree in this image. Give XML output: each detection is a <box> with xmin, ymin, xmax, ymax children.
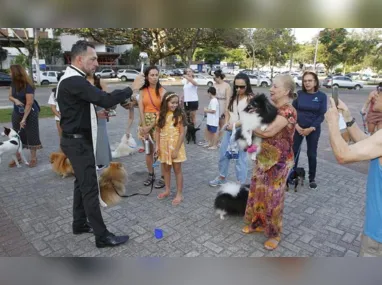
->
<box><xmin>251</xmin><ymin>28</ymin><xmax>297</xmax><ymax>78</ymax></box>
<box><xmin>119</xmin><ymin>46</ymin><xmax>140</xmax><ymax>66</ymax></box>
<box><xmin>11</xmin><ymin>54</ymin><xmax>29</xmax><ymax>69</ymax></box>
<box><xmin>225</xmin><ymin>48</ymin><xmax>246</xmax><ymax>67</ymax></box>
<box><xmin>55</xmin><ymin>28</ymin><xmax>246</xmax><ymax>66</ymax></box>
<box><xmin>294</xmin><ymin>43</ymin><xmax>316</xmax><ymax>67</ymax></box>
<box><xmin>194</xmin><ymin>46</ymin><xmax>227</xmax><ymax>69</ymax></box>
<box><xmin>38</xmin><ymin>38</ymin><xmax>62</xmax><ymax>64</ymax></box>
<box><xmin>318</xmin><ymin>28</ymin><xmax>348</xmax><ymax>73</ymax></box>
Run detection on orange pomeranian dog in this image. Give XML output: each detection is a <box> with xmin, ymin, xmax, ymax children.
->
<box><xmin>99</xmin><ymin>162</ymin><xmax>127</xmax><ymax>207</ymax></box>
<box><xmin>49</xmin><ymin>152</ymin><xmax>74</xmax><ymax>178</ymax></box>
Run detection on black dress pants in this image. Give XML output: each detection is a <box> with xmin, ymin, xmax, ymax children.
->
<box><xmin>60</xmin><ymin>136</ymin><xmax>108</xmax><ymax>237</ymax></box>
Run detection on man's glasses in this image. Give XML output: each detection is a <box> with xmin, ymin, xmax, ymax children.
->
<box><xmin>235</xmin><ymin>85</ymin><xmax>246</xmax><ymax>90</ymax></box>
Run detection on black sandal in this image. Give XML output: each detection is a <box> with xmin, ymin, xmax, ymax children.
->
<box><xmin>143</xmin><ymin>173</ymin><xmax>155</xmax><ymax>186</ymax></box>
<box><xmin>154</xmin><ymin>176</ymin><xmax>165</xmax><ymax>189</ymax></box>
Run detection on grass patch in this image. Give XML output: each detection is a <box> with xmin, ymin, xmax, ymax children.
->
<box><xmin>0</xmin><ymin>106</ymin><xmax>54</xmax><ymax>123</ymax></box>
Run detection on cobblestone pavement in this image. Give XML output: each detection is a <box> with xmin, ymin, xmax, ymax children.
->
<box><xmin>0</xmin><ymin>89</ymin><xmax>371</xmax><ymax>257</ymax></box>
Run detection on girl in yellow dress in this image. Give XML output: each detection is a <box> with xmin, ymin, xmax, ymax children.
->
<box><xmin>155</xmin><ymin>92</ymin><xmax>187</xmax><ymax>205</ymax></box>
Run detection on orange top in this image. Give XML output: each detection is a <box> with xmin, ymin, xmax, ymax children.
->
<box><xmin>142</xmin><ymin>87</ymin><xmax>163</xmax><ymax>113</ymax></box>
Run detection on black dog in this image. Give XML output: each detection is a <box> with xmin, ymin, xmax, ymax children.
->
<box><xmin>186</xmin><ymin>123</ymin><xmax>200</xmax><ymax>144</ymax></box>
<box><xmin>286</xmin><ymin>167</ymin><xmax>306</xmax><ymax>192</ymax></box>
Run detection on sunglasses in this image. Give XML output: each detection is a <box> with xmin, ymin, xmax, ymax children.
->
<box><xmin>235</xmin><ymin>85</ymin><xmax>246</xmax><ymax>90</ymax></box>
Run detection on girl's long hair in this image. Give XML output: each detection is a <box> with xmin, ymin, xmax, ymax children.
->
<box><xmin>10</xmin><ymin>64</ymin><xmax>35</xmax><ymax>92</ymax></box>
<box><xmin>227</xmin><ymin>72</ymin><xmax>253</xmax><ymax>112</ymax></box>
<box><xmin>157</xmin><ymin>92</ymin><xmax>187</xmax><ymax>129</ymax></box>
<box><xmin>140</xmin><ymin>66</ymin><xmax>162</xmax><ymax>97</ymax></box>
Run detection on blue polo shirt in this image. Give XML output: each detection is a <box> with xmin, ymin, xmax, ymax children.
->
<box><xmin>292</xmin><ymin>90</ymin><xmax>327</xmax><ymax>129</ymax></box>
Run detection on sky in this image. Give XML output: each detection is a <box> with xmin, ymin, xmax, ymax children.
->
<box><xmin>294</xmin><ymin>28</ymin><xmax>365</xmax><ymax>43</ymax></box>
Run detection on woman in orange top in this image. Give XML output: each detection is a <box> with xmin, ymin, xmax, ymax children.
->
<box><xmin>138</xmin><ymin>66</ymin><xmax>166</xmax><ymax>187</ymax></box>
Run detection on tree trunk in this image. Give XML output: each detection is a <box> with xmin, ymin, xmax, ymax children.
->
<box><xmin>28</xmin><ymin>55</ymin><xmax>33</xmax><ymax>81</ymax></box>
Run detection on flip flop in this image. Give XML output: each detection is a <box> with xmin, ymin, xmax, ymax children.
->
<box><xmin>264</xmin><ymin>237</ymin><xmax>281</xmax><ymax>251</ymax></box>
<box><xmin>242</xmin><ymin>225</ymin><xmax>264</xmax><ymax>234</ymax></box>
<box><xmin>172</xmin><ymin>196</ymin><xmax>183</xmax><ymax>206</ymax></box>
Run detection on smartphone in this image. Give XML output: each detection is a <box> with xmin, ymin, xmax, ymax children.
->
<box><xmin>332</xmin><ymin>86</ymin><xmax>339</xmax><ymax>107</ymax></box>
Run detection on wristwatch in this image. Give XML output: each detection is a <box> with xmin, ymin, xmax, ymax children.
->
<box><xmin>346</xmin><ymin>117</ymin><xmax>356</xmax><ymax>128</ymax></box>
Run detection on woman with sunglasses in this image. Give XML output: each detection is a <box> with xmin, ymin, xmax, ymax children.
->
<box><xmin>209</xmin><ymin>73</ymin><xmax>252</xmax><ymax>186</ymax></box>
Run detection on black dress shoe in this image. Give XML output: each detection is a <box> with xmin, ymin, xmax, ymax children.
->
<box><xmin>73</xmin><ymin>224</ymin><xmax>94</xmax><ymax>235</ymax></box>
<box><xmin>95</xmin><ymin>232</ymin><xmax>129</xmax><ymax>248</ymax></box>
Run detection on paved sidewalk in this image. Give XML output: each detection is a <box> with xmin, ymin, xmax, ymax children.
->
<box><xmin>0</xmin><ymin>107</ymin><xmax>367</xmax><ymax>257</ymax></box>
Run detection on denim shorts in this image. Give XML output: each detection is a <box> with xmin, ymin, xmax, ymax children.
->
<box><xmin>207</xmin><ymin>125</ymin><xmax>218</xmax><ymax>133</ymax></box>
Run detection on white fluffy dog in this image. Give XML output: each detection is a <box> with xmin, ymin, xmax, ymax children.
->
<box><xmin>112</xmin><ymin>134</ymin><xmax>138</xmax><ymax>158</ymax></box>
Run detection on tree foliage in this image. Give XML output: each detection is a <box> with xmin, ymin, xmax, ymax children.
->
<box><xmin>55</xmin><ymin>28</ymin><xmax>246</xmax><ymax>66</ymax></box>
<box><xmin>38</xmin><ymin>38</ymin><xmax>62</xmax><ymax>64</ymax></box>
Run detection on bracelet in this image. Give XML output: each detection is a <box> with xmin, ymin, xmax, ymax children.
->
<box><xmin>346</xmin><ymin>117</ymin><xmax>356</xmax><ymax>128</ymax></box>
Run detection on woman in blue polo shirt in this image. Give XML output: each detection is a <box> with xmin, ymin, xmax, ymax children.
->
<box><xmin>291</xmin><ymin>71</ymin><xmax>327</xmax><ymax>190</ymax></box>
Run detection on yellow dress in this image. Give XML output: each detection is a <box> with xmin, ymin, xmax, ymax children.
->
<box><xmin>159</xmin><ymin>112</ymin><xmax>187</xmax><ymax>165</ymax></box>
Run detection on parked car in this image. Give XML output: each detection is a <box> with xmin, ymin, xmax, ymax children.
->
<box><xmin>294</xmin><ymin>76</ymin><xmax>303</xmax><ymax>87</ymax></box>
<box><xmin>0</xmin><ymin>72</ymin><xmax>11</xmax><ymax>87</ymax></box>
<box><xmin>248</xmin><ymin>75</ymin><xmax>271</xmax><ymax>87</ymax></box>
<box><xmin>117</xmin><ymin>69</ymin><xmax>140</xmax><ymax>81</ymax></box>
<box><xmin>95</xmin><ymin>69</ymin><xmax>117</xmax><ymax>78</ymax></box>
<box><xmin>33</xmin><ymin>71</ymin><xmax>61</xmax><ymax>85</ymax></box>
<box><xmin>193</xmin><ymin>74</ymin><xmax>214</xmax><ymax>87</ymax></box>
<box><xmin>322</xmin><ymin>76</ymin><xmax>363</xmax><ymax>90</ymax></box>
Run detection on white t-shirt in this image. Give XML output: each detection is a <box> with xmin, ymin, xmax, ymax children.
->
<box><xmin>48</xmin><ymin>91</ymin><xmax>60</xmax><ymax>121</ymax></box>
<box><xmin>207</xmin><ymin>97</ymin><xmax>219</xmax><ymax>127</ymax></box>
<box><xmin>182</xmin><ymin>79</ymin><xmax>198</xmax><ymax>102</ymax></box>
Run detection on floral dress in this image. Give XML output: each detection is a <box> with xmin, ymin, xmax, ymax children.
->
<box><xmin>244</xmin><ymin>104</ymin><xmax>297</xmax><ymax>238</ymax></box>
<box><xmin>159</xmin><ymin>111</ymin><xmax>187</xmax><ymax>165</ymax></box>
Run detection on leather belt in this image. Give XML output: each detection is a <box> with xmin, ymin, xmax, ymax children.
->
<box><xmin>62</xmin><ymin>133</ymin><xmax>90</xmax><ymax>139</ymax></box>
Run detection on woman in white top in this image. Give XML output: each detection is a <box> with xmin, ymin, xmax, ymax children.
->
<box><xmin>213</xmin><ymin>70</ymin><xmax>232</xmax><ymax>134</ymax></box>
<box><xmin>182</xmin><ymin>68</ymin><xmax>199</xmax><ymax>125</ymax></box>
<box><xmin>209</xmin><ymin>73</ymin><xmax>253</xmax><ymax>186</ymax></box>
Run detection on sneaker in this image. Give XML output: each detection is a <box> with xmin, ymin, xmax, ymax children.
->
<box><xmin>208</xmin><ymin>146</ymin><xmax>218</xmax><ymax>150</ymax></box>
<box><xmin>309</xmin><ymin>180</ymin><xmax>317</xmax><ymax>189</ymax></box>
<box><xmin>209</xmin><ymin>177</ymin><xmax>227</xmax><ymax>187</ymax></box>
<box><xmin>197</xmin><ymin>141</ymin><xmax>207</xmax><ymax>146</ymax></box>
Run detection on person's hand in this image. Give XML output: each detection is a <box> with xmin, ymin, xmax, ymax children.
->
<box><xmin>154</xmin><ymin>147</ymin><xmax>160</xmax><ymax>158</ymax></box>
<box><xmin>171</xmin><ymin>150</ymin><xmax>178</xmax><ymax>160</ymax></box>
<box><xmin>295</xmin><ymin>124</ymin><xmax>303</xmax><ymax>135</ymax></box>
<box><xmin>204</xmin><ymin>107</ymin><xmax>208</xmax><ymax>113</ymax></box>
<box><xmin>336</xmin><ymin>98</ymin><xmax>349</xmax><ymax>113</ymax></box>
<box><xmin>20</xmin><ymin>119</ymin><xmax>26</xmax><ymax>129</ymax></box>
<box><xmin>96</xmin><ymin>110</ymin><xmax>109</xmax><ymax>119</ymax></box>
<box><xmin>131</xmin><ymin>74</ymin><xmax>145</xmax><ymax>91</ymax></box>
<box><xmin>14</xmin><ymin>99</ymin><xmax>24</xmax><ymax>106</ymax></box>
<box><xmin>301</xmin><ymin>127</ymin><xmax>314</xmax><ymax>136</ymax></box>
<box><xmin>226</xmin><ymin>123</ymin><xmax>233</xmax><ymax>131</ymax></box>
<box><xmin>325</xmin><ymin>97</ymin><xmax>340</xmax><ymax>126</ymax></box>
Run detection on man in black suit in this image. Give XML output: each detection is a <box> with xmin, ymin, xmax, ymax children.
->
<box><xmin>57</xmin><ymin>40</ymin><xmax>144</xmax><ymax>248</ymax></box>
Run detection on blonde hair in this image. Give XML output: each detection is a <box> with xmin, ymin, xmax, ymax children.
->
<box><xmin>275</xmin><ymin>74</ymin><xmax>296</xmax><ymax>99</ymax></box>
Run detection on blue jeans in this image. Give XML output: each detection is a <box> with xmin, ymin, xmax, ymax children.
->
<box><xmin>218</xmin><ymin>129</ymin><xmax>248</xmax><ymax>184</ymax></box>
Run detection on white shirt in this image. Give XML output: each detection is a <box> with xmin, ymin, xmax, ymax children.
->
<box><xmin>182</xmin><ymin>79</ymin><xmax>198</xmax><ymax>102</ymax></box>
<box><xmin>48</xmin><ymin>91</ymin><xmax>60</xmax><ymax>121</ymax></box>
<box><xmin>207</xmin><ymin>97</ymin><xmax>219</xmax><ymax>127</ymax></box>
<box><xmin>229</xmin><ymin>96</ymin><xmax>248</xmax><ymax>124</ymax></box>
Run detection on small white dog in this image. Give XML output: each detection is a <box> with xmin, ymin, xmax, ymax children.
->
<box><xmin>112</xmin><ymin>133</ymin><xmax>138</xmax><ymax>158</ymax></box>
<box><xmin>0</xmin><ymin>127</ymin><xmax>29</xmax><ymax>167</ymax></box>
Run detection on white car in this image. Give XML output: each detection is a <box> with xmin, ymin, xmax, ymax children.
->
<box><xmin>117</xmin><ymin>69</ymin><xmax>140</xmax><ymax>81</ymax></box>
<box><xmin>95</xmin><ymin>69</ymin><xmax>117</xmax><ymax>78</ymax></box>
<box><xmin>323</xmin><ymin>76</ymin><xmax>364</xmax><ymax>90</ymax></box>
<box><xmin>294</xmin><ymin>76</ymin><xmax>303</xmax><ymax>87</ymax></box>
<box><xmin>248</xmin><ymin>75</ymin><xmax>271</xmax><ymax>87</ymax></box>
<box><xmin>192</xmin><ymin>74</ymin><xmax>214</xmax><ymax>87</ymax></box>
<box><xmin>33</xmin><ymin>71</ymin><xmax>60</xmax><ymax>85</ymax></box>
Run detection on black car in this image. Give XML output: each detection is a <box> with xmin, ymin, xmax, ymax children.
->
<box><xmin>0</xmin><ymin>72</ymin><xmax>11</xmax><ymax>87</ymax></box>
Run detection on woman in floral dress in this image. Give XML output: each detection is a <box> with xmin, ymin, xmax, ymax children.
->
<box><xmin>242</xmin><ymin>74</ymin><xmax>297</xmax><ymax>251</ymax></box>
